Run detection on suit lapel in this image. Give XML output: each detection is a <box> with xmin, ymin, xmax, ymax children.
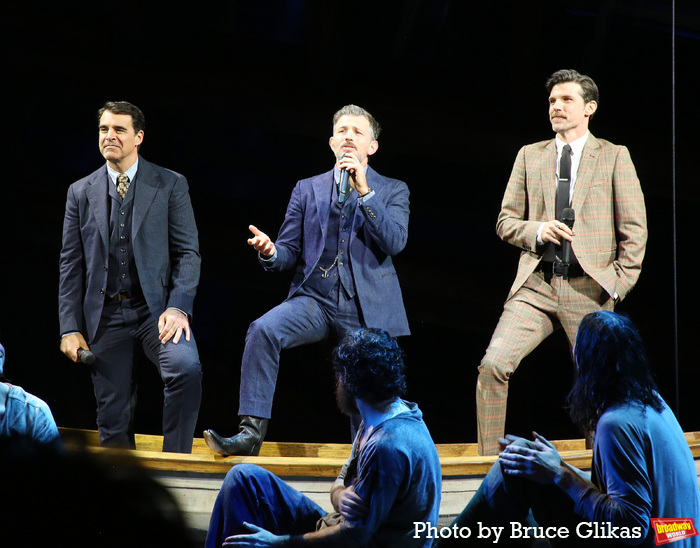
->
<box><xmin>86</xmin><ymin>168</ymin><xmax>110</xmax><ymax>253</ymax></box>
<box><xmin>541</xmin><ymin>140</ymin><xmax>557</xmax><ymax>220</ymax></box>
<box><xmin>132</xmin><ymin>158</ymin><xmax>159</xmax><ymax>239</ymax></box>
<box><xmin>310</xmin><ymin>166</ymin><xmax>383</xmax><ymax>237</ymax></box>
<box><xmin>312</xmin><ymin>170</ymin><xmax>333</xmax><ymax>241</ymax></box>
<box><xmin>571</xmin><ymin>133</ymin><xmax>600</xmax><ymax>210</ymax></box>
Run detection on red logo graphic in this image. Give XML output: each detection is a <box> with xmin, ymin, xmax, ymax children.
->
<box><xmin>651</xmin><ymin>518</ymin><xmax>698</xmax><ymax>545</ymax></box>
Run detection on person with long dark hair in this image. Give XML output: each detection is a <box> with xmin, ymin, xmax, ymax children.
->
<box><xmin>439</xmin><ymin>311</ymin><xmax>700</xmax><ymax>547</ymax></box>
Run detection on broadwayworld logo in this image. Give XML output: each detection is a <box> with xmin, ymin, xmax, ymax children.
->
<box><xmin>651</xmin><ymin>518</ymin><xmax>698</xmax><ymax>545</ymax></box>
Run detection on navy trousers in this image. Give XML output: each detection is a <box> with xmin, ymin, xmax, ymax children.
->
<box><xmin>205</xmin><ymin>464</ymin><xmax>326</xmax><ymax>548</ymax></box>
<box><xmin>89</xmin><ymin>298</ymin><xmax>202</xmax><ymax>453</ymax></box>
<box><xmin>238</xmin><ymin>284</ymin><xmax>363</xmax><ymax>418</ymax></box>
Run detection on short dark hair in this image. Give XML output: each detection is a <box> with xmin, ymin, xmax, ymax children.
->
<box><xmin>567</xmin><ymin>311</ymin><xmax>663</xmax><ymax>433</ymax></box>
<box><xmin>332</xmin><ymin>104</ymin><xmax>381</xmax><ymax>141</ymax></box>
<box><xmin>546</xmin><ymin>69</ymin><xmax>599</xmax><ymax>106</ymax></box>
<box><xmin>332</xmin><ymin>328</ymin><xmax>406</xmax><ymax>404</ymax></box>
<box><xmin>98</xmin><ymin>101</ymin><xmax>146</xmax><ymax>134</ymax></box>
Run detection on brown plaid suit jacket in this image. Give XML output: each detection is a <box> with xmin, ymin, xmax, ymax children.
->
<box><xmin>497</xmin><ymin>133</ymin><xmax>647</xmax><ymax>302</ymax></box>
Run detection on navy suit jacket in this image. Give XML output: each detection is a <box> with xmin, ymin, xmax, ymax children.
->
<box><xmin>263</xmin><ymin>166</ymin><xmax>410</xmax><ymax>336</ymax></box>
<box><xmin>59</xmin><ymin>158</ymin><xmax>201</xmax><ymax>343</ymax></box>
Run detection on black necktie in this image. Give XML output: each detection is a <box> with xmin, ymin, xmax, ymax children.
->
<box><xmin>556</xmin><ymin>144</ymin><xmax>572</xmax><ymax>221</ymax></box>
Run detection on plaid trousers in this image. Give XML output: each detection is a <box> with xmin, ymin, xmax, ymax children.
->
<box><xmin>476</xmin><ymin>270</ymin><xmax>613</xmax><ymax>455</ymax></box>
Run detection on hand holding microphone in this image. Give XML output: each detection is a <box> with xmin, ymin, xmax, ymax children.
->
<box><xmin>77</xmin><ymin>348</ymin><xmax>96</xmax><ymax>365</ymax></box>
<box><xmin>338</xmin><ymin>153</ymin><xmax>351</xmax><ymax>205</ymax></box>
<box><xmin>558</xmin><ymin>208</ymin><xmax>575</xmax><ymax>279</ymax></box>
<box><xmin>60</xmin><ymin>332</ymin><xmax>95</xmax><ymax>365</ymax></box>
<box><xmin>337</xmin><ymin>151</ymin><xmax>370</xmax><ymax>202</ymax></box>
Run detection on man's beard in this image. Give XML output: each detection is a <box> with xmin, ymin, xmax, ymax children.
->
<box><xmin>335</xmin><ymin>377</ymin><xmax>358</xmax><ymax>417</ymax></box>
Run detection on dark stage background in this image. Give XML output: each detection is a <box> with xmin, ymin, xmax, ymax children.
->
<box><xmin>2</xmin><ymin>1</ymin><xmax>699</xmax><ymax>445</ymax></box>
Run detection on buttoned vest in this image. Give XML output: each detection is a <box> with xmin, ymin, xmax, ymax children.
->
<box><xmin>298</xmin><ymin>183</ymin><xmax>356</xmax><ymax>300</ymax></box>
<box><xmin>105</xmin><ymin>179</ymin><xmax>142</xmax><ymax>299</ymax></box>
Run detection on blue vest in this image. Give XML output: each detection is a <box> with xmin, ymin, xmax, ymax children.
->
<box><xmin>105</xmin><ymin>179</ymin><xmax>142</xmax><ymax>299</ymax></box>
<box><xmin>297</xmin><ymin>182</ymin><xmax>356</xmax><ymax>300</ymax></box>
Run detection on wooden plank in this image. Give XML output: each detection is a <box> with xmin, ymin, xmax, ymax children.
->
<box><xmin>59</xmin><ymin>428</ymin><xmax>700</xmax><ymax>478</ymax></box>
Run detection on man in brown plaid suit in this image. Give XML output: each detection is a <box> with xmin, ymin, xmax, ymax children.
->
<box><xmin>476</xmin><ymin>69</ymin><xmax>648</xmax><ymax>455</ymax></box>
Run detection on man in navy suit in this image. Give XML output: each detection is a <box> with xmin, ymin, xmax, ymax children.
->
<box><xmin>204</xmin><ymin>105</ymin><xmax>410</xmax><ymax>456</ymax></box>
<box><xmin>59</xmin><ymin>101</ymin><xmax>202</xmax><ymax>453</ymax></box>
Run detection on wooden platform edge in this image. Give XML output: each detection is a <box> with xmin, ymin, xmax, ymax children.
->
<box><xmin>58</xmin><ymin>428</ymin><xmax>700</xmax><ymax>478</ymax></box>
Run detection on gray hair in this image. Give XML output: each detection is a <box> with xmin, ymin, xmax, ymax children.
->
<box><xmin>332</xmin><ymin>104</ymin><xmax>381</xmax><ymax>141</ymax></box>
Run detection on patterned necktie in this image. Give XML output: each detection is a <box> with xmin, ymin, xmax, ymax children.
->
<box><xmin>117</xmin><ymin>173</ymin><xmax>130</xmax><ymax>199</ymax></box>
<box><xmin>556</xmin><ymin>144</ymin><xmax>572</xmax><ymax>221</ymax></box>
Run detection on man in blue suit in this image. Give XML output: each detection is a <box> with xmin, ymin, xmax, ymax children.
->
<box><xmin>59</xmin><ymin>101</ymin><xmax>203</xmax><ymax>453</ymax></box>
<box><xmin>204</xmin><ymin>105</ymin><xmax>410</xmax><ymax>456</ymax></box>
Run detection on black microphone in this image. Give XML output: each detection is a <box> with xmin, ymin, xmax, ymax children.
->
<box><xmin>77</xmin><ymin>348</ymin><xmax>95</xmax><ymax>365</ymax></box>
<box><xmin>338</xmin><ymin>154</ymin><xmax>350</xmax><ymax>206</ymax></box>
<box><xmin>560</xmin><ymin>208</ymin><xmax>575</xmax><ymax>280</ymax></box>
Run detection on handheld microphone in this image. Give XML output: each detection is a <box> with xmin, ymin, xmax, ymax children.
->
<box><xmin>338</xmin><ymin>153</ymin><xmax>350</xmax><ymax>205</ymax></box>
<box><xmin>77</xmin><ymin>348</ymin><xmax>96</xmax><ymax>365</ymax></box>
<box><xmin>560</xmin><ymin>208</ymin><xmax>575</xmax><ymax>280</ymax></box>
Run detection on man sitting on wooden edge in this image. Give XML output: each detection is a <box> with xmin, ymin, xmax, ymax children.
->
<box><xmin>205</xmin><ymin>327</ymin><xmax>442</xmax><ymax>548</ymax></box>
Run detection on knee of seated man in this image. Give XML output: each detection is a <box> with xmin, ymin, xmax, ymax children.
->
<box><xmin>225</xmin><ymin>464</ymin><xmax>272</xmax><ymax>491</ymax></box>
<box><xmin>246</xmin><ymin>316</ymin><xmax>277</xmax><ymax>342</ymax></box>
<box><xmin>182</xmin><ymin>359</ymin><xmax>203</xmax><ymax>379</ymax></box>
<box><xmin>168</xmin><ymin>358</ymin><xmax>202</xmax><ymax>383</ymax></box>
<box><xmin>478</xmin><ymin>355</ymin><xmax>514</xmax><ymax>384</ymax></box>
<box><xmin>508</xmin><ymin>437</ymin><xmax>537</xmax><ymax>450</ymax></box>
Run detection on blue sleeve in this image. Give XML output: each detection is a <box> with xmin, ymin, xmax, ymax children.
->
<box><xmin>357</xmin><ymin>178</ymin><xmax>409</xmax><ymax>257</ymax></box>
<box><xmin>574</xmin><ymin>414</ymin><xmax>652</xmax><ymax>538</ymax></box>
<box><xmin>165</xmin><ymin>174</ymin><xmax>201</xmax><ymax>316</ymax></box>
<box><xmin>32</xmin><ymin>405</ymin><xmax>61</xmax><ymax>447</ymax></box>
<box><xmin>265</xmin><ymin>182</ymin><xmax>304</xmax><ymax>272</ymax></box>
<box><xmin>340</xmin><ymin>438</ymin><xmax>406</xmax><ymax>544</ymax></box>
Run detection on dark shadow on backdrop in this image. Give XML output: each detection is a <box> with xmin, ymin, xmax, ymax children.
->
<box><xmin>1</xmin><ymin>0</ymin><xmax>699</xmax><ymax>444</ymax></box>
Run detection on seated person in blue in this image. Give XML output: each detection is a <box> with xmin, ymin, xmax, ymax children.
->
<box><xmin>437</xmin><ymin>311</ymin><xmax>700</xmax><ymax>547</ymax></box>
<box><xmin>205</xmin><ymin>328</ymin><xmax>442</xmax><ymax>548</ymax></box>
<box><xmin>0</xmin><ymin>341</ymin><xmax>61</xmax><ymax>448</ymax></box>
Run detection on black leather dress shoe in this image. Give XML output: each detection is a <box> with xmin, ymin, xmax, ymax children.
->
<box><xmin>203</xmin><ymin>416</ymin><xmax>268</xmax><ymax>456</ymax></box>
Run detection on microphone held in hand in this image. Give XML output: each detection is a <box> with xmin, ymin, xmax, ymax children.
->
<box><xmin>560</xmin><ymin>208</ymin><xmax>575</xmax><ymax>280</ymax></box>
<box><xmin>338</xmin><ymin>153</ymin><xmax>350</xmax><ymax>206</ymax></box>
<box><xmin>77</xmin><ymin>348</ymin><xmax>96</xmax><ymax>365</ymax></box>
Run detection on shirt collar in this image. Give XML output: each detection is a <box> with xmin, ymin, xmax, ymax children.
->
<box><xmin>106</xmin><ymin>157</ymin><xmax>139</xmax><ymax>186</ymax></box>
<box><xmin>555</xmin><ymin>131</ymin><xmax>589</xmax><ymax>159</ymax></box>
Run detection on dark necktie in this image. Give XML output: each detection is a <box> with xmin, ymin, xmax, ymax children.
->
<box><xmin>556</xmin><ymin>144</ymin><xmax>572</xmax><ymax>221</ymax></box>
<box><xmin>117</xmin><ymin>173</ymin><xmax>130</xmax><ymax>199</ymax></box>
